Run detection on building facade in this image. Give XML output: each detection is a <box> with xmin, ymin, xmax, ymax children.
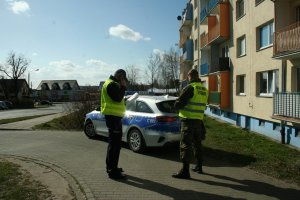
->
<box><xmin>178</xmin><ymin>0</ymin><xmax>300</xmax><ymax>149</ymax></box>
<box><xmin>35</xmin><ymin>80</ymin><xmax>100</xmax><ymax>101</ymax></box>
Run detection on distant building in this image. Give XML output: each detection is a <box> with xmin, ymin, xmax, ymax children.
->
<box><xmin>35</xmin><ymin>80</ymin><xmax>99</xmax><ymax>101</ymax></box>
<box><xmin>0</xmin><ymin>79</ymin><xmax>30</xmax><ymax>101</ymax></box>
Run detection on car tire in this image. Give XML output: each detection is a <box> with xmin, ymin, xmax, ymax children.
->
<box><xmin>128</xmin><ymin>128</ymin><xmax>145</xmax><ymax>153</ymax></box>
<box><xmin>84</xmin><ymin>121</ymin><xmax>97</xmax><ymax>139</ymax></box>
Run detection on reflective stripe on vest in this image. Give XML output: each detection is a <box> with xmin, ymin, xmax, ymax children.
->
<box><xmin>179</xmin><ymin>82</ymin><xmax>208</xmax><ymax>120</ymax></box>
<box><xmin>101</xmin><ymin>78</ymin><xmax>125</xmax><ymax>117</ymax></box>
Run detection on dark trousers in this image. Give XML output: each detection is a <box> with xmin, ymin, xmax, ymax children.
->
<box><xmin>105</xmin><ymin>115</ymin><xmax>122</xmax><ymax>172</ymax></box>
<box><xmin>180</xmin><ymin>119</ymin><xmax>204</xmax><ymax>163</ymax></box>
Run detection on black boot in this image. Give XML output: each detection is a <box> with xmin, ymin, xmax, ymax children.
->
<box><xmin>191</xmin><ymin>162</ymin><xmax>203</xmax><ymax>174</ymax></box>
<box><xmin>172</xmin><ymin>162</ymin><xmax>190</xmax><ymax>179</ymax></box>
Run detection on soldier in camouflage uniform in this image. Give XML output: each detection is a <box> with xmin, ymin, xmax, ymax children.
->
<box><xmin>172</xmin><ymin>69</ymin><xmax>208</xmax><ymax>179</ymax></box>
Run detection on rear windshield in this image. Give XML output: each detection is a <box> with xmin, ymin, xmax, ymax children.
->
<box><xmin>156</xmin><ymin>100</ymin><xmax>178</xmax><ymax>114</ymax></box>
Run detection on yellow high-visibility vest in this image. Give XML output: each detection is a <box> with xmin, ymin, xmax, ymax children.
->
<box><xmin>179</xmin><ymin>82</ymin><xmax>208</xmax><ymax>120</ymax></box>
<box><xmin>101</xmin><ymin>78</ymin><xmax>125</xmax><ymax>117</ymax></box>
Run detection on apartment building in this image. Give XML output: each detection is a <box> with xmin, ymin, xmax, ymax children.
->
<box><xmin>178</xmin><ymin>0</ymin><xmax>300</xmax><ymax>149</ymax></box>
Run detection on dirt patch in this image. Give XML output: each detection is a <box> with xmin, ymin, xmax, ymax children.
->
<box><xmin>1</xmin><ymin>157</ymin><xmax>76</xmax><ymax>200</ymax></box>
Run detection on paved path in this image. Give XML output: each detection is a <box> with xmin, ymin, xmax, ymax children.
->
<box><xmin>0</xmin><ymin>129</ymin><xmax>299</xmax><ymax>200</ymax></box>
<box><xmin>0</xmin><ymin>113</ymin><xmax>63</xmax><ymax>130</ymax></box>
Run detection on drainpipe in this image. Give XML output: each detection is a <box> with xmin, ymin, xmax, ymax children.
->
<box><xmin>280</xmin><ymin>121</ymin><xmax>286</xmax><ymax>144</ymax></box>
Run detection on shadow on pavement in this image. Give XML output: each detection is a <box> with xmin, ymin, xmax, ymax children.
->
<box><xmin>92</xmin><ymin>135</ymin><xmax>256</xmax><ymax>168</ymax></box>
<box><xmin>140</xmin><ymin>144</ymin><xmax>256</xmax><ymax>168</ymax></box>
<box><xmin>121</xmin><ymin>175</ymin><xmax>245</xmax><ymax>200</ymax></box>
<box><xmin>198</xmin><ymin>173</ymin><xmax>300</xmax><ymax>200</ymax></box>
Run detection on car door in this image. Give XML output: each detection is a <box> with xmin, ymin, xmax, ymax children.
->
<box><xmin>93</xmin><ymin>108</ymin><xmax>108</xmax><ymax>135</ymax></box>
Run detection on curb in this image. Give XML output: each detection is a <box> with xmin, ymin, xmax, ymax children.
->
<box><xmin>0</xmin><ymin>154</ymin><xmax>95</xmax><ymax>200</ymax></box>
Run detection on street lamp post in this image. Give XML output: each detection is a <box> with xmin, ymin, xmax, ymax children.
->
<box><xmin>28</xmin><ymin>69</ymin><xmax>39</xmax><ymax>89</ymax></box>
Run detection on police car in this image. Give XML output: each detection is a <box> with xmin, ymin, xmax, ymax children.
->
<box><xmin>84</xmin><ymin>93</ymin><xmax>181</xmax><ymax>152</ymax></box>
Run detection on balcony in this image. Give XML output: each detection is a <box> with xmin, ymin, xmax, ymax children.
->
<box><xmin>208</xmin><ymin>71</ymin><xmax>230</xmax><ymax>109</ymax></box>
<box><xmin>200</xmin><ymin>6</ymin><xmax>208</xmax><ymax>23</ymax></box>
<box><xmin>272</xmin><ymin>92</ymin><xmax>300</xmax><ymax>123</ymax></box>
<box><xmin>179</xmin><ymin>27</ymin><xmax>191</xmax><ymax>48</ymax></box>
<box><xmin>210</xmin><ymin>57</ymin><xmax>230</xmax><ymax>73</ymax></box>
<box><xmin>180</xmin><ymin>3</ymin><xmax>193</xmax><ymax>28</ymax></box>
<box><xmin>200</xmin><ymin>63</ymin><xmax>209</xmax><ymax>76</ymax></box>
<box><xmin>207</xmin><ymin>2</ymin><xmax>230</xmax><ymax>44</ymax></box>
<box><xmin>182</xmin><ymin>39</ymin><xmax>193</xmax><ymax>63</ymax></box>
<box><xmin>273</xmin><ymin>22</ymin><xmax>300</xmax><ymax>60</ymax></box>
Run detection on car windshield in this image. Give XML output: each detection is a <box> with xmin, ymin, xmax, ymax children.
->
<box><xmin>156</xmin><ymin>100</ymin><xmax>178</xmax><ymax>114</ymax></box>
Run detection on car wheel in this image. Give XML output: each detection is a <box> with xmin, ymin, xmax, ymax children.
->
<box><xmin>84</xmin><ymin>121</ymin><xmax>97</xmax><ymax>139</ymax></box>
<box><xmin>128</xmin><ymin>129</ymin><xmax>145</xmax><ymax>153</ymax></box>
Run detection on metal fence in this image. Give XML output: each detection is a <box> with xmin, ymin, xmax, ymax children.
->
<box><xmin>273</xmin><ymin>92</ymin><xmax>300</xmax><ymax>119</ymax></box>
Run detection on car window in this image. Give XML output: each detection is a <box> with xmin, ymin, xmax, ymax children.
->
<box><xmin>136</xmin><ymin>101</ymin><xmax>153</xmax><ymax>113</ymax></box>
<box><xmin>156</xmin><ymin>100</ymin><xmax>178</xmax><ymax>114</ymax></box>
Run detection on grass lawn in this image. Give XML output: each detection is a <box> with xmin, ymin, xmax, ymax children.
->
<box><xmin>0</xmin><ymin>160</ymin><xmax>51</xmax><ymax>200</ymax></box>
<box><xmin>203</xmin><ymin>117</ymin><xmax>300</xmax><ymax>186</ymax></box>
<box><xmin>0</xmin><ymin>114</ymin><xmax>54</xmax><ymax>125</ymax></box>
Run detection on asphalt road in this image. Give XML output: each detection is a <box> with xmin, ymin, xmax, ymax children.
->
<box><xmin>0</xmin><ymin>130</ymin><xmax>299</xmax><ymax>200</ymax></box>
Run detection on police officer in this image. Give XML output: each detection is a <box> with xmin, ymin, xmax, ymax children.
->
<box><xmin>101</xmin><ymin>69</ymin><xmax>128</xmax><ymax>179</ymax></box>
<box><xmin>172</xmin><ymin>69</ymin><xmax>208</xmax><ymax>179</ymax></box>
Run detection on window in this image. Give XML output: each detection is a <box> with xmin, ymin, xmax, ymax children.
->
<box><xmin>297</xmin><ymin>67</ymin><xmax>300</xmax><ymax>92</ymax></box>
<box><xmin>195</xmin><ymin>39</ymin><xmax>198</xmax><ymax>51</ymax></box>
<box><xmin>255</xmin><ymin>0</ymin><xmax>264</xmax><ymax>6</ymax></box>
<box><xmin>258</xmin><ymin>70</ymin><xmax>279</xmax><ymax>96</ymax></box>
<box><xmin>259</xmin><ymin>21</ymin><xmax>274</xmax><ymax>49</ymax></box>
<box><xmin>237</xmin><ymin>35</ymin><xmax>246</xmax><ymax>57</ymax></box>
<box><xmin>136</xmin><ymin>101</ymin><xmax>153</xmax><ymax>113</ymax></box>
<box><xmin>237</xmin><ymin>75</ymin><xmax>245</xmax><ymax>95</ymax></box>
<box><xmin>194</xmin><ymin>17</ymin><xmax>198</xmax><ymax>30</ymax></box>
<box><xmin>222</xmin><ymin>46</ymin><xmax>229</xmax><ymax>57</ymax></box>
<box><xmin>236</xmin><ymin>0</ymin><xmax>245</xmax><ymax>20</ymax></box>
<box><xmin>296</xmin><ymin>6</ymin><xmax>300</xmax><ymax>22</ymax></box>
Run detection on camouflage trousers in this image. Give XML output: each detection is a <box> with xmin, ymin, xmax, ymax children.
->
<box><xmin>179</xmin><ymin>119</ymin><xmax>205</xmax><ymax>163</ymax></box>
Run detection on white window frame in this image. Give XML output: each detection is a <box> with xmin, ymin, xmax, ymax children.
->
<box><xmin>259</xmin><ymin>21</ymin><xmax>274</xmax><ymax>49</ymax></box>
<box><xmin>237</xmin><ymin>35</ymin><xmax>246</xmax><ymax>57</ymax></box>
<box><xmin>259</xmin><ymin>70</ymin><xmax>279</xmax><ymax>97</ymax></box>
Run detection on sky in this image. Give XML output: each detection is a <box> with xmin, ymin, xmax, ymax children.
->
<box><xmin>0</xmin><ymin>0</ymin><xmax>185</xmax><ymax>88</ymax></box>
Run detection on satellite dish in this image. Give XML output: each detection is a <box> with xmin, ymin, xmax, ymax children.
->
<box><xmin>177</xmin><ymin>16</ymin><xmax>182</xmax><ymax>21</ymax></box>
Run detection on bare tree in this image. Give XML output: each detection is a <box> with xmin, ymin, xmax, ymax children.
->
<box><xmin>125</xmin><ymin>65</ymin><xmax>140</xmax><ymax>88</ymax></box>
<box><xmin>162</xmin><ymin>47</ymin><xmax>180</xmax><ymax>92</ymax></box>
<box><xmin>0</xmin><ymin>51</ymin><xmax>30</xmax><ymax>79</ymax></box>
<box><xmin>146</xmin><ymin>53</ymin><xmax>161</xmax><ymax>92</ymax></box>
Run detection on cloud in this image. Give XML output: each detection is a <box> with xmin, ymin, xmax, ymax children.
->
<box><xmin>32</xmin><ymin>53</ymin><xmax>38</xmax><ymax>56</ymax></box>
<box><xmin>109</xmin><ymin>24</ymin><xmax>151</xmax><ymax>42</ymax></box>
<box><xmin>153</xmin><ymin>48</ymin><xmax>165</xmax><ymax>60</ymax></box>
<box><xmin>49</xmin><ymin>60</ymin><xmax>77</xmax><ymax>72</ymax></box>
<box><xmin>7</xmin><ymin>1</ymin><xmax>30</xmax><ymax>15</ymax></box>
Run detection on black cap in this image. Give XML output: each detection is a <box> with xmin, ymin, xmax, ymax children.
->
<box><xmin>114</xmin><ymin>69</ymin><xmax>128</xmax><ymax>82</ymax></box>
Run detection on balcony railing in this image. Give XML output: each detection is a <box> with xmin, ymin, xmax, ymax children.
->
<box><xmin>209</xmin><ymin>91</ymin><xmax>220</xmax><ymax>105</ymax></box>
<box><xmin>200</xmin><ymin>63</ymin><xmax>209</xmax><ymax>76</ymax></box>
<box><xmin>273</xmin><ymin>92</ymin><xmax>300</xmax><ymax>120</ymax></box>
<box><xmin>274</xmin><ymin>22</ymin><xmax>300</xmax><ymax>57</ymax></box>
<box><xmin>210</xmin><ymin>57</ymin><xmax>230</xmax><ymax>73</ymax></box>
